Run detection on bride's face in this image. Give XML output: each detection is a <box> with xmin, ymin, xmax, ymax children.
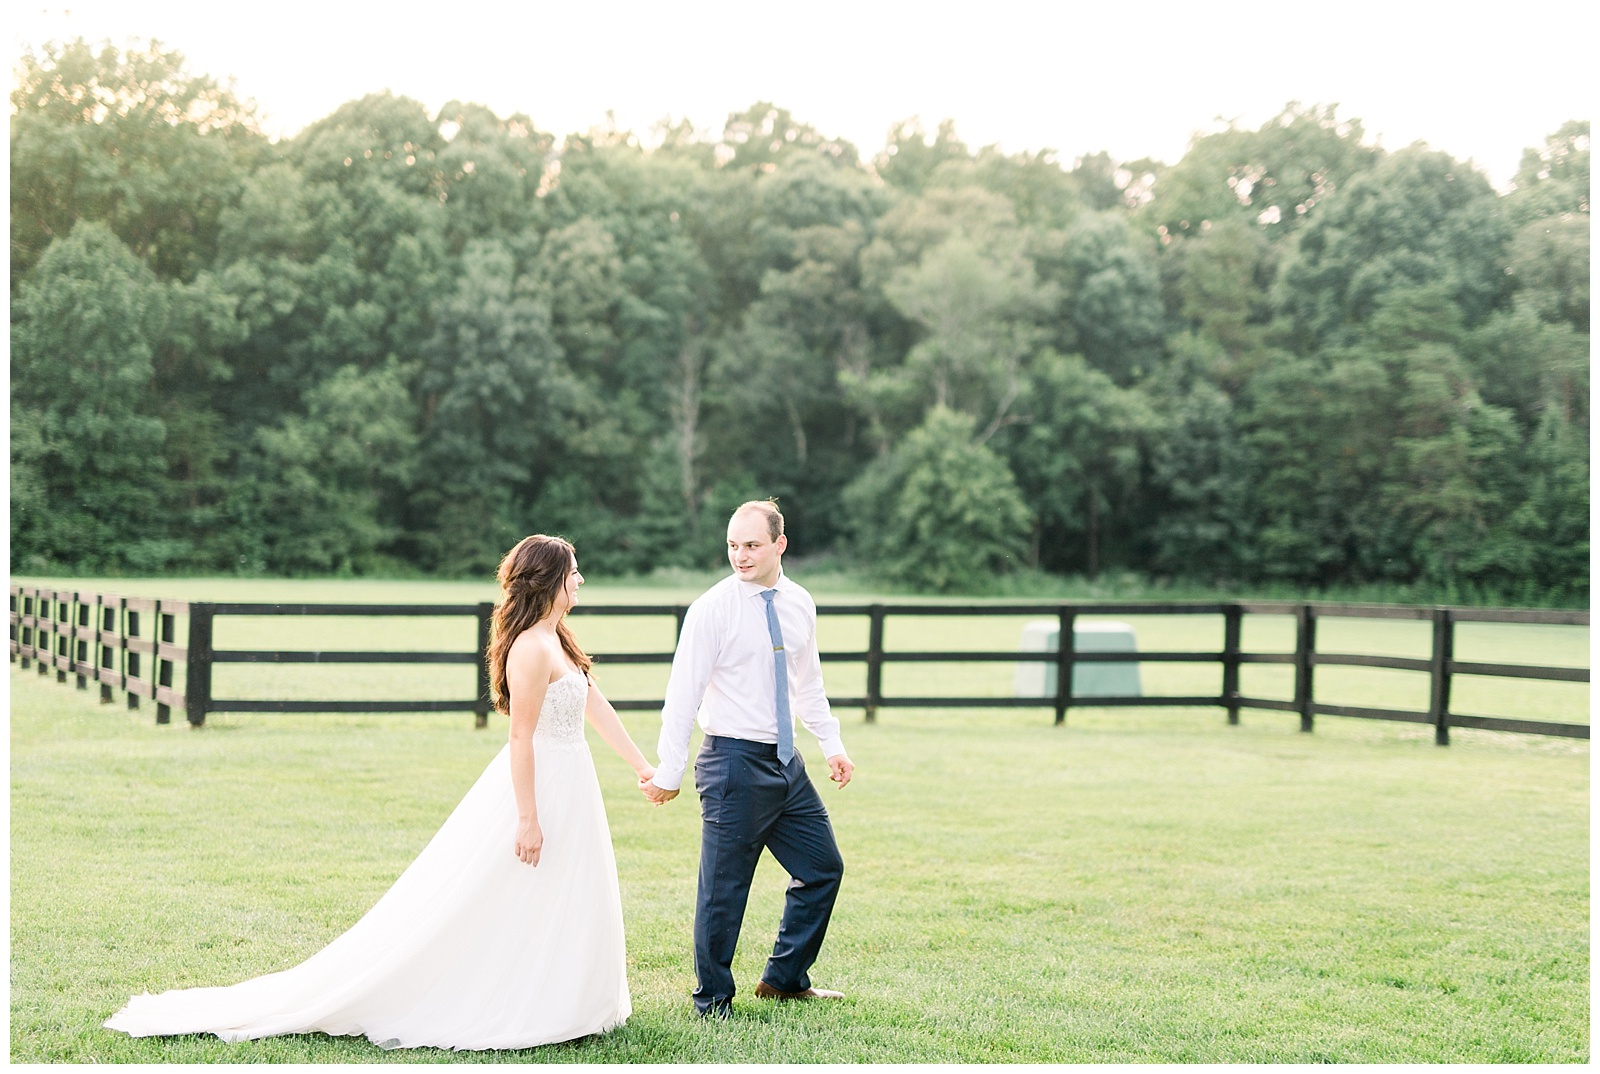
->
<box><xmin>559</xmin><ymin>559</ymin><xmax>584</xmax><ymax>613</ymax></box>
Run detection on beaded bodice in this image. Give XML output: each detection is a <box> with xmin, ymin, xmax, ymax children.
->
<box><xmin>533</xmin><ymin>670</ymin><xmax>588</xmax><ymax>747</ymax></box>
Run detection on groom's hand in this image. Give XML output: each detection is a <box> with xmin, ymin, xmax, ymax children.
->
<box><xmin>639</xmin><ymin>778</ymin><xmax>679</xmax><ymax>805</ymax></box>
<box><xmin>827</xmin><ymin>755</ymin><xmax>854</xmax><ymax>788</ymax></box>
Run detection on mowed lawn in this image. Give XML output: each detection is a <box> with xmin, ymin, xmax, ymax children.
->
<box><xmin>9</xmin><ymin>578</ymin><xmax>1591</xmax><ymax>1063</ymax></box>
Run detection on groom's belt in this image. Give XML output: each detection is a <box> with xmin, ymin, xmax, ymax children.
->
<box><xmin>700</xmin><ymin>734</ymin><xmax>779</xmax><ymax>758</ymax></box>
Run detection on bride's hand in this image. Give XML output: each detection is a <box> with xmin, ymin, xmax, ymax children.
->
<box><xmin>635</xmin><ymin>764</ymin><xmax>656</xmax><ymax>785</ymax></box>
<box><xmin>514</xmin><ymin>817</ymin><xmax>543</xmax><ymax>867</ymax></box>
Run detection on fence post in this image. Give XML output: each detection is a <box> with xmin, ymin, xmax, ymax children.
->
<box><xmin>45</xmin><ymin>594</ymin><xmax>56</xmax><ymax>678</ymax></box>
<box><xmin>58</xmin><ymin>593</ymin><xmax>70</xmax><ymax>681</ymax></box>
<box><xmin>29</xmin><ymin>590</ymin><xmax>38</xmax><ymax>668</ymax></box>
<box><xmin>1294</xmin><ymin>604</ymin><xmax>1316</xmax><ymax>733</ymax></box>
<box><xmin>122</xmin><ymin>601</ymin><xmax>139</xmax><ymax>709</ymax></box>
<box><xmin>1055</xmin><ymin>606</ymin><xmax>1077</xmax><ymax>726</ymax></box>
<box><xmin>474</xmin><ymin>602</ymin><xmax>494</xmax><ymax>729</ymax></box>
<box><xmin>1429</xmin><ymin>608</ymin><xmax>1454</xmax><ymax>747</ymax></box>
<box><xmin>673</xmin><ymin>605</ymin><xmax>688</xmax><ymax>642</ymax></box>
<box><xmin>97</xmin><ymin>598</ymin><xmax>115</xmax><ymax>703</ymax></box>
<box><xmin>155</xmin><ymin>604</ymin><xmax>175</xmax><ymax>725</ymax></box>
<box><xmin>73</xmin><ymin>595</ymin><xmax>89</xmax><ymax>690</ymax></box>
<box><xmin>37</xmin><ymin>591</ymin><xmax>51</xmax><ymax>676</ymax></box>
<box><xmin>33</xmin><ymin>589</ymin><xmax>45</xmax><ymax>669</ymax></box>
<box><xmin>864</xmin><ymin>604</ymin><xmax>885</xmax><ymax>724</ymax></box>
<box><xmin>185</xmin><ymin>603</ymin><xmax>214</xmax><ymax>727</ymax></box>
<box><xmin>55</xmin><ymin>595</ymin><xmax>68</xmax><ymax>683</ymax></box>
<box><xmin>17</xmin><ymin>590</ymin><xmax>31</xmax><ymax>670</ymax></box>
<box><xmin>1222</xmin><ymin>604</ymin><xmax>1243</xmax><ymax>725</ymax></box>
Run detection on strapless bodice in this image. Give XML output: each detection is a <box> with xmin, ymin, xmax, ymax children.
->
<box><xmin>533</xmin><ymin>670</ymin><xmax>588</xmax><ymax>747</ymax></box>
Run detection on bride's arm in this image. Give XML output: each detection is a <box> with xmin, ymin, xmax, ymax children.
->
<box><xmin>507</xmin><ymin>637</ymin><xmax>553</xmax><ymax>866</ymax></box>
<box><xmin>584</xmin><ymin>678</ymin><xmax>655</xmax><ymax>783</ymax></box>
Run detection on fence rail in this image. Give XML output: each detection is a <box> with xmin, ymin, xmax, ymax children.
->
<box><xmin>9</xmin><ymin>587</ymin><xmax>1589</xmax><ymax>744</ymax></box>
<box><xmin>9</xmin><ymin>587</ymin><xmax>190</xmax><ymax>721</ymax></box>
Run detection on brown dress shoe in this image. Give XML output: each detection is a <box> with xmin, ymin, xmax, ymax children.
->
<box><xmin>753</xmin><ymin>980</ymin><xmax>844</xmax><ymax>1000</ymax></box>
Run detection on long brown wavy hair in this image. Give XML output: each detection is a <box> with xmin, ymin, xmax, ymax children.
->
<box><xmin>487</xmin><ymin>535</ymin><xmax>592</xmax><ymax>716</ymax></box>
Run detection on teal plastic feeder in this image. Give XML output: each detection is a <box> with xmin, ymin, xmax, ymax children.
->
<box><xmin>1012</xmin><ymin>620</ymin><xmax>1141</xmax><ymax>699</ymax></box>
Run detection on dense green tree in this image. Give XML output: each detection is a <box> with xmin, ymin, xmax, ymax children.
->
<box><xmin>1069</xmin><ymin>151</ymin><xmax>1125</xmax><ymax>212</ymax></box>
<box><xmin>144</xmin><ymin>269</ymin><xmax>248</xmax><ymax>567</ymax></box>
<box><xmin>1241</xmin><ymin>352</ymin><xmax>1387</xmax><ymax>585</ymax></box>
<box><xmin>1139</xmin><ymin>336</ymin><xmax>1257</xmax><ymax>576</ymax></box>
<box><xmin>873</xmin><ymin>118</ymin><xmax>970</xmax><ymax>194</ymax></box>
<box><xmin>843</xmin><ymin>407</ymin><xmax>1032</xmax><ymax>592</ymax></box>
<box><xmin>1506</xmin><ymin>214</ymin><xmax>1589</xmax><ymax>332</ymax></box>
<box><xmin>287</xmin><ymin>92</ymin><xmax>446</xmax><ymax>197</ymax></box>
<box><xmin>211</xmin><ymin>111</ymin><xmax>451</xmax><ymax>428</ymax></box>
<box><xmin>881</xmin><ymin>235</ymin><xmax>1057</xmax><ymax>438</ymax></box>
<box><xmin>1033</xmin><ymin>210</ymin><xmax>1165</xmax><ymax>383</ymax></box>
<box><xmin>10</xmin><ymin>221</ymin><xmax>171</xmax><ymax>570</ymax></box>
<box><xmin>232</xmin><ymin>360</ymin><xmax>418</xmax><ymax>573</ymax></box>
<box><xmin>720</xmin><ymin>101</ymin><xmax>859</xmax><ymax>172</ymax></box>
<box><xmin>524</xmin><ymin>217</ymin><xmax>646</xmax><ymax>533</ymax></box>
<box><xmin>1371</xmin><ymin>292</ymin><xmax>1508</xmax><ymax>584</ymax></box>
<box><xmin>992</xmin><ymin>352</ymin><xmax>1152</xmax><ymax>576</ymax></box>
<box><xmin>8</xmin><ymin>39</ymin><xmax>254</xmax><ymax>568</ymax></box>
<box><xmin>1275</xmin><ymin>146</ymin><xmax>1512</xmax><ymax>350</ymax></box>
<box><xmin>852</xmin><ymin>185</ymin><xmax>1032</xmax><ymax>439</ymax></box>
<box><xmin>712</xmin><ymin>220</ymin><xmax>880</xmax><ymax>550</ymax></box>
<box><xmin>408</xmin><ymin>239</ymin><xmax>569</xmax><ymax>572</ymax></box>
<box><xmin>7</xmin><ymin>38</ymin><xmax>1587</xmax><ymax>601</ymax></box>
<box><xmin>430</xmin><ymin>101</ymin><xmax>553</xmax><ymax>255</ymax></box>
<box><xmin>1144</xmin><ymin>103</ymin><xmax>1378</xmax><ymax>244</ymax></box>
<box><xmin>1467</xmin><ymin>306</ymin><xmax>1589</xmax><ymax>435</ymax></box>
<box><xmin>942</xmin><ymin>144</ymin><xmax>1086</xmax><ymax>231</ymax></box>
<box><xmin>1505</xmin><ymin>120</ymin><xmax>1589</xmax><ymax>225</ymax></box>
<box><xmin>859</xmin><ymin>184</ymin><xmax>1019</xmax><ymax>288</ymax></box>
<box><xmin>10</xmin><ymin>38</ymin><xmax>263</xmax><ymax>284</ymax></box>
<box><xmin>1464</xmin><ymin>410</ymin><xmax>1589</xmax><ymax>597</ymax></box>
<box><xmin>1242</xmin><ymin>286</ymin><xmax>1517</xmax><ymax>587</ymax></box>
<box><xmin>537</xmin><ymin>140</ymin><xmax>728</xmax><ymax>564</ymax></box>
<box><xmin>1163</xmin><ymin>216</ymin><xmax>1275</xmax><ymax>387</ymax></box>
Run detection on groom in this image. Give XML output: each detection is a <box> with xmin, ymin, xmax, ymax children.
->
<box><xmin>641</xmin><ymin>499</ymin><xmax>854</xmax><ymax>1017</ymax></box>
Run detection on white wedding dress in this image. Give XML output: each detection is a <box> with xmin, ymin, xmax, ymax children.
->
<box><xmin>105</xmin><ymin>670</ymin><xmax>630</xmax><ymax>1050</ymax></box>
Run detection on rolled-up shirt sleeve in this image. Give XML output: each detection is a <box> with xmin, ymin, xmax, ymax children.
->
<box><xmin>653</xmin><ymin>599</ymin><xmax>718</xmax><ymax>791</ymax></box>
<box><xmin>793</xmin><ymin>601</ymin><xmax>845</xmax><ymax>759</ymax></box>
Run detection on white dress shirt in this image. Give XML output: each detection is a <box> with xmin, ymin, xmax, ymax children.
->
<box><xmin>653</xmin><ymin>571</ymin><xmax>845</xmax><ymax>791</ymax></box>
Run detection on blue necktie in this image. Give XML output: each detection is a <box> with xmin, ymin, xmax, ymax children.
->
<box><xmin>760</xmin><ymin>589</ymin><xmax>794</xmax><ymax>764</ymax></box>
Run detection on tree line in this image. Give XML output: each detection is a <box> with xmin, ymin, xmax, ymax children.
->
<box><xmin>9</xmin><ymin>40</ymin><xmax>1590</xmax><ymax>602</ymax></box>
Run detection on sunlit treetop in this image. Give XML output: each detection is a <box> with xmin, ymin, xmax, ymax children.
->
<box><xmin>12</xmin><ymin>37</ymin><xmax>259</xmax><ymax>135</ymax></box>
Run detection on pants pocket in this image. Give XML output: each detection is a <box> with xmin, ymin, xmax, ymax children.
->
<box><xmin>694</xmin><ymin>753</ymin><xmax>731</xmax><ymax>822</ymax></box>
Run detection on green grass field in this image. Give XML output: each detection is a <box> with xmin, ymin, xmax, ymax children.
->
<box><xmin>9</xmin><ymin>578</ymin><xmax>1591</xmax><ymax>1062</ymax></box>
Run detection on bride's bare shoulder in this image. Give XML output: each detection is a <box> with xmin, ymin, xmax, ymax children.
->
<box><xmin>506</xmin><ymin>628</ymin><xmax>560</xmax><ymax>676</ymax></box>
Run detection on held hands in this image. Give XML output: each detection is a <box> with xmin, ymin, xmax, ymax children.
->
<box><xmin>827</xmin><ymin>754</ymin><xmax>854</xmax><ymax>789</ymax></box>
<box><xmin>634</xmin><ymin>756</ymin><xmax>850</xmax><ymax>802</ymax></box>
<box><xmin>639</xmin><ymin>777</ymin><xmax>679</xmax><ymax>806</ymax></box>
<box><xmin>514</xmin><ymin>817</ymin><xmax>543</xmax><ymax>867</ymax></box>
<box><xmin>635</xmin><ymin>758</ymin><xmax>678</xmax><ymax>806</ymax></box>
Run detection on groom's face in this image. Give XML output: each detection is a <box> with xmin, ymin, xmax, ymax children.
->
<box><xmin>727</xmin><ymin>511</ymin><xmax>786</xmax><ymax>588</ymax></box>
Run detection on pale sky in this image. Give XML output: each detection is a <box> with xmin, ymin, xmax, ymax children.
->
<box><xmin>10</xmin><ymin>1</ymin><xmax>1594</xmax><ymax>188</ymax></box>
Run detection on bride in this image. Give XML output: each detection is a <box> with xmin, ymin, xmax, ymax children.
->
<box><xmin>105</xmin><ymin>535</ymin><xmax>656</xmax><ymax>1050</ymax></box>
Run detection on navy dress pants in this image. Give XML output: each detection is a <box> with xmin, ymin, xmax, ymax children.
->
<box><xmin>691</xmin><ymin>735</ymin><xmax>844</xmax><ymax>1015</ymax></box>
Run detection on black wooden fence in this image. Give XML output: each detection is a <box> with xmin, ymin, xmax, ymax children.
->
<box><xmin>9</xmin><ymin>587</ymin><xmax>189</xmax><ymax>721</ymax></box>
<box><xmin>9</xmin><ymin>587</ymin><xmax>1590</xmax><ymax>745</ymax></box>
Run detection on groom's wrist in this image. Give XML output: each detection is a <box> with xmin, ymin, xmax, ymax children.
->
<box><xmin>650</xmin><ymin>769</ymin><xmax>684</xmax><ymax>791</ymax></box>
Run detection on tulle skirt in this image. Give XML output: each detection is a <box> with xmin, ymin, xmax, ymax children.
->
<box><xmin>104</xmin><ymin>739</ymin><xmax>630</xmax><ymax>1050</ymax></box>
